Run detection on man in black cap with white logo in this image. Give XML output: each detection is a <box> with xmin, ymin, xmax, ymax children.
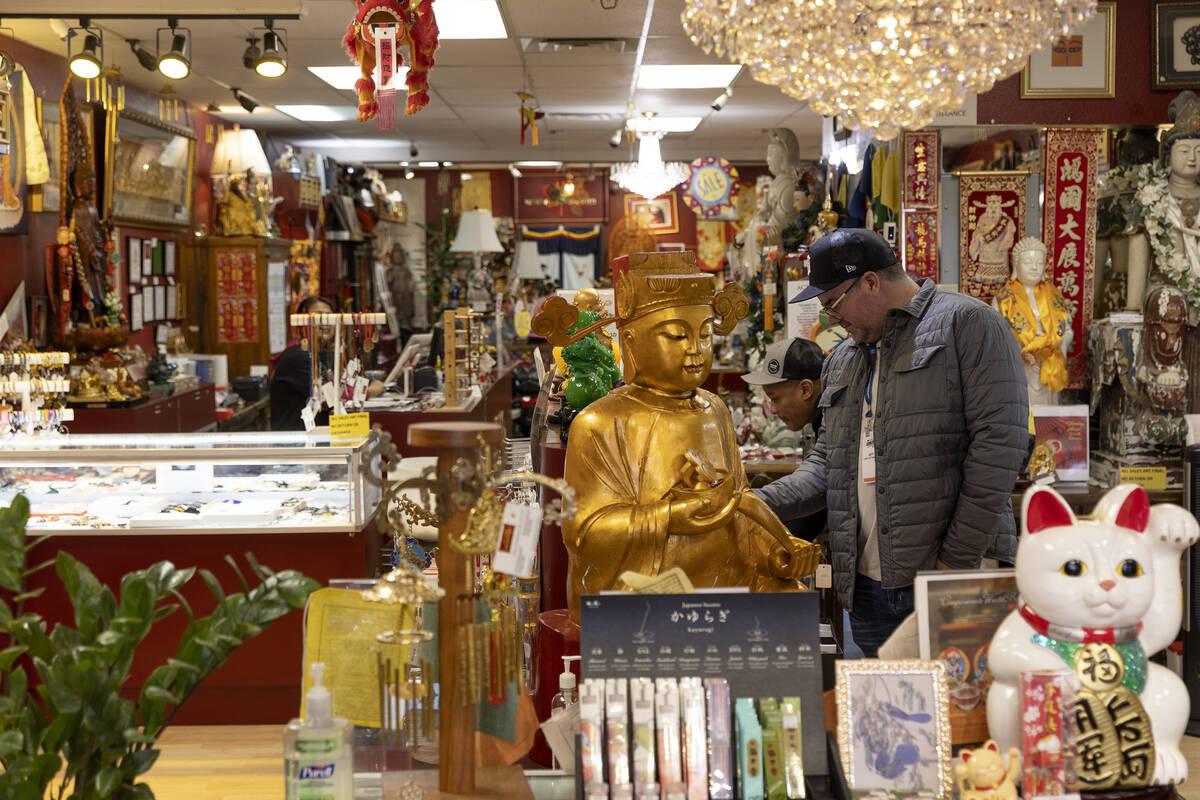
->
<box><xmin>754</xmin><ymin>228</ymin><xmax>1028</xmax><ymax>657</ymax></box>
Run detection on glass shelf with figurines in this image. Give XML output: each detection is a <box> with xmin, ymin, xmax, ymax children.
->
<box><xmin>0</xmin><ymin>430</ymin><xmax>384</xmax><ymax>535</ymax></box>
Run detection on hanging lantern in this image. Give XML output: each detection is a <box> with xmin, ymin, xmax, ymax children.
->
<box><xmin>343</xmin><ymin>0</ymin><xmax>440</xmax><ymax>126</ymax></box>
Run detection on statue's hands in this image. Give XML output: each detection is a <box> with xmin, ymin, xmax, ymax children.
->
<box><xmin>768</xmin><ymin>538</ymin><xmax>820</xmax><ymax>581</ymax></box>
<box><xmin>668</xmin><ymin>486</ymin><xmax>738</xmax><ymax>535</ymax></box>
<box><xmin>1148</xmin><ymin>504</ymin><xmax>1200</xmax><ymax>554</ymax></box>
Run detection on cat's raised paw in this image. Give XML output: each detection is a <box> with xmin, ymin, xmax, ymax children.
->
<box><xmin>1149</xmin><ymin>505</ymin><xmax>1200</xmax><ymax>552</ymax></box>
<box><xmin>1152</xmin><ymin>746</ymin><xmax>1188</xmax><ymax>786</ymax></box>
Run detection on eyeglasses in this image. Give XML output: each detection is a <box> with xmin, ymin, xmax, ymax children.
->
<box><xmin>820</xmin><ymin>276</ymin><xmax>861</xmax><ymax>318</ymax></box>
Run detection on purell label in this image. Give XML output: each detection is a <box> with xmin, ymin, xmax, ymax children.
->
<box><xmin>298</xmin><ymin>763</ymin><xmax>335</xmax><ymax>780</ymax></box>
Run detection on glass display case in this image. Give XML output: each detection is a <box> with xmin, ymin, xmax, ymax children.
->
<box><xmin>0</xmin><ymin>431</ymin><xmax>384</xmax><ymax>535</ymax></box>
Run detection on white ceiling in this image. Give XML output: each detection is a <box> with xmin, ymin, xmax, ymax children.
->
<box><xmin>5</xmin><ymin>0</ymin><xmax>823</xmax><ymax>166</ymax></box>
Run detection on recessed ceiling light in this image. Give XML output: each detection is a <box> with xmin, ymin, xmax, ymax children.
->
<box><xmin>437</xmin><ymin>0</ymin><xmax>507</xmax><ymax>39</ymax></box>
<box><xmin>308</xmin><ymin>65</ymin><xmax>405</xmax><ymax>91</ymax></box>
<box><xmin>514</xmin><ymin>160</ymin><xmax>563</xmax><ymax>168</ymax></box>
<box><xmin>417</xmin><ymin>161</ymin><xmax>440</xmax><ymax>167</ymax></box>
<box><xmin>636</xmin><ymin>64</ymin><xmax>742</xmax><ymax>89</ymax></box>
<box><xmin>276</xmin><ymin>105</ymin><xmax>357</xmax><ymax>122</ymax></box>
<box><xmin>625</xmin><ymin>116</ymin><xmax>703</xmax><ymax>133</ymax></box>
<box><xmin>292</xmin><ymin>137</ymin><xmax>396</xmax><ymax>148</ymax></box>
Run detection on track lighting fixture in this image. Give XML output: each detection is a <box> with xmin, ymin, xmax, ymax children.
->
<box><xmin>230</xmin><ymin>88</ymin><xmax>258</xmax><ymax>113</ymax></box>
<box><xmin>156</xmin><ymin>22</ymin><xmax>190</xmax><ymax>80</ymax></box>
<box><xmin>68</xmin><ymin>22</ymin><xmax>102</xmax><ymax>80</ymax></box>
<box><xmin>405</xmin><ymin>168</ymin><xmax>415</xmax><ymax>180</ymax></box>
<box><xmin>242</xmin><ymin>38</ymin><xmax>260</xmax><ymax>70</ymax></box>
<box><xmin>711</xmin><ymin>87</ymin><xmax>733</xmax><ymax>111</ymax></box>
<box><xmin>508</xmin><ymin>163</ymin><xmax>522</xmax><ymax>178</ymax></box>
<box><xmin>127</xmin><ymin>39</ymin><xmax>157</xmax><ymax>72</ymax></box>
<box><xmin>609</xmin><ymin>128</ymin><xmax>622</xmax><ymax>148</ymax></box>
<box><xmin>255</xmin><ymin>24</ymin><xmax>287</xmax><ymax>78</ymax></box>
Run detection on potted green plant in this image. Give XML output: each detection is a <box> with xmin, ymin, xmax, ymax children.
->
<box><xmin>0</xmin><ymin>495</ymin><xmax>318</xmax><ymax>799</ymax></box>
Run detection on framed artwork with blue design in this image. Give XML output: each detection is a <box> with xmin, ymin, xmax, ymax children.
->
<box><xmin>836</xmin><ymin>659</ymin><xmax>953</xmax><ymax>799</ymax></box>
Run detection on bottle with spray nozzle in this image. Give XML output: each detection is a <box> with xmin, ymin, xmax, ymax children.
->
<box><xmin>284</xmin><ymin>662</ymin><xmax>353</xmax><ymax>800</ymax></box>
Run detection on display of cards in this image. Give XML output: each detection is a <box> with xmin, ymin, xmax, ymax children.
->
<box><xmin>127</xmin><ymin>237</ymin><xmax>142</xmax><ymax>285</ymax></box>
<box><xmin>165</xmin><ymin>240</ymin><xmax>176</xmax><ymax>275</ymax></box>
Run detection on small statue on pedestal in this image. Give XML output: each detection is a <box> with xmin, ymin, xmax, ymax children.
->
<box><xmin>991</xmin><ymin>237</ymin><xmax>1073</xmax><ymax>406</ymax></box>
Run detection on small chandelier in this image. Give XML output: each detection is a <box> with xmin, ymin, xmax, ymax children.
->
<box><xmin>611</xmin><ymin>132</ymin><xmax>690</xmax><ymax>201</ymax></box>
<box><xmin>681</xmin><ymin>0</ymin><xmax>1098</xmax><ymax>140</ymax></box>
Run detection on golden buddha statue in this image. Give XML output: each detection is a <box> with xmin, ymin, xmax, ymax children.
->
<box><xmin>533</xmin><ymin>251</ymin><xmax>820</xmax><ymax>619</ymax></box>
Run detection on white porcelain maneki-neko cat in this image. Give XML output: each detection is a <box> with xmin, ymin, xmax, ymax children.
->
<box><xmin>986</xmin><ymin>484</ymin><xmax>1198</xmax><ymax>788</ymax></box>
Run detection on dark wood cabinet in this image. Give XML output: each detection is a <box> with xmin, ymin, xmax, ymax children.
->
<box><xmin>69</xmin><ymin>384</ymin><xmax>216</xmax><ymax>434</ymax></box>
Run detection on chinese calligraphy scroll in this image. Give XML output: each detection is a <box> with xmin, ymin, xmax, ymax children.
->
<box><xmin>216</xmin><ymin>248</ymin><xmax>258</xmax><ymax>344</ymax></box>
<box><xmin>1042</xmin><ymin>127</ymin><xmax>1102</xmax><ymax>390</ymax></box>
<box><xmin>903</xmin><ymin>209</ymin><xmax>939</xmax><ymax>281</ymax></box>
<box><xmin>903</xmin><ymin>130</ymin><xmax>939</xmax><ymax>209</ymax></box>
<box><xmin>958</xmin><ymin>172</ymin><xmax>1028</xmax><ymax>304</ymax></box>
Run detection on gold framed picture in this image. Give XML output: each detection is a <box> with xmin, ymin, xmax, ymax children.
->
<box><xmin>835</xmin><ymin>659</ymin><xmax>953</xmax><ymax>798</ymax></box>
<box><xmin>1020</xmin><ymin>1</ymin><xmax>1116</xmax><ymax>98</ymax></box>
<box><xmin>623</xmin><ymin>192</ymin><xmax>679</xmax><ymax>235</ymax></box>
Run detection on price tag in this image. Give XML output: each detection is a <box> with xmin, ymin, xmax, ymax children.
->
<box><xmin>764</xmin><ymin>282</ymin><xmax>777</xmax><ymax>295</ymax></box>
<box><xmin>353</xmin><ymin>376</ymin><xmax>369</xmax><ymax>404</ymax></box>
<box><xmin>815</xmin><ymin>563</ymin><xmax>832</xmax><ymax>589</ymax></box>
<box><xmin>321</xmin><ymin>381</ymin><xmax>337</xmax><ymax>408</ymax></box>
<box><xmin>301</xmin><ymin>404</ymin><xmax>316</xmax><ymax>432</ymax></box>
<box><xmin>345</xmin><ymin>357</ymin><xmax>360</xmax><ymax>380</ymax></box>
<box><xmin>329</xmin><ymin>412</ymin><xmax>370</xmax><ymax>440</ymax></box>
<box><xmin>492</xmin><ymin>502</ymin><xmax>542</xmax><ymax>578</ymax></box>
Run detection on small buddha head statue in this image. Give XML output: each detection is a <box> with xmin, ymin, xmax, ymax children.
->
<box><xmin>1010</xmin><ymin>237</ymin><xmax>1048</xmax><ymax>287</ymax></box>
<box><xmin>1145</xmin><ymin>285</ymin><xmax>1188</xmax><ymax>369</ymax></box>
<box><xmin>532</xmin><ymin>251</ymin><xmax>748</xmax><ymax>394</ymax></box>
<box><xmin>1163</xmin><ymin>90</ymin><xmax>1200</xmax><ymax>173</ymax></box>
<box><xmin>70</xmin><ymin>163</ymin><xmax>96</xmax><ymax>202</ymax></box>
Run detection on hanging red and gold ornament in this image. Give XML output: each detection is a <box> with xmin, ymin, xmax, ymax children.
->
<box><xmin>517</xmin><ymin>91</ymin><xmax>543</xmax><ymax>146</ymax></box>
<box><xmin>343</xmin><ymin>0</ymin><xmax>440</xmax><ymax>127</ymax></box>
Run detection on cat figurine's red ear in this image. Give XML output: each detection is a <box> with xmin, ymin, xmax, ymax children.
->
<box><xmin>1114</xmin><ymin>485</ymin><xmax>1150</xmax><ymax>532</ymax></box>
<box><xmin>1024</xmin><ymin>486</ymin><xmax>1074</xmax><ymax>533</ymax></box>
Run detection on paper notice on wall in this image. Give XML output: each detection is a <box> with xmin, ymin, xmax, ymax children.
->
<box><xmin>267</xmin><ymin>260</ymin><xmax>287</xmax><ymax>353</ymax></box>
<box><xmin>786</xmin><ymin>280</ymin><xmax>821</xmax><ymax>341</ymax></box>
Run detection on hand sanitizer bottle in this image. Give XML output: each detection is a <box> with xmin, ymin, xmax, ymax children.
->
<box><xmin>285</xmin><ymin>662</ymin><xmax>353</xmax><ymax>800</ymax></box>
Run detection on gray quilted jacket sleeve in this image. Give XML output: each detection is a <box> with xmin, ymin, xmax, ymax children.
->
<box><xmin>751</xmin><ymin>427</ymin><xmax>829</xmax><ymax>521</ymax></box>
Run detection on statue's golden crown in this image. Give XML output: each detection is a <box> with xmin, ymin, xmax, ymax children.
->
<box><xmin>615</xmin><ymin>251</ymin><xmax>717</xmax><ymax>323</ymax></box>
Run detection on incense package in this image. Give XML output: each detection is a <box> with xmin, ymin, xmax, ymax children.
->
<box><xmin>580</xmin><ymin>678</ymin><xmax>607</xmax><ymax>788</ymax></box>
<box><xmin>631</xmin><ymin>677</ymin><xmax>658</xmax><ymax>799</ymax></box>
<box><xmin>1020</xmin><ymin>670</ymin><xmax>1078</xmax><ymax>796</ymax></box>
<box><xmin>607</xmin><ymin>677</ymin><xmax>632</xmax><ymax>793</ymax></box>
<box><xmin>679</xmin><ymin>677</ymin><xmax>708</xmax><ymax>800</ymax></box>
<box><xmin>759</xmin><ymin>698</ymin><xmax>786</xmax><ymax>800</ymax></box>
<box><xmin>735</xmin><ymin>698</ymin><xmax>765</xmax><ymax>800</ymax></box>
<box><xmin>780</xmin><ymin>697</ymin><xmax>804</xmax><ymax>799</ymax></box>
<box><xmin>704</xmin><ymin>678</ymin><xmax>733</xmax><ymax>800</ymax></box>
<box><xmin>655</xmin><ymin>677</ymin><xmax>686</xmax><ymax>800</ymax></box>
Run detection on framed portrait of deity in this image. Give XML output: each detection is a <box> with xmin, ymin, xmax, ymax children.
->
<box><xmin>623</xmin><ymin>192</ymin><xmax>679</xmax><ymax>235</ymax></box>
<box><xmin>1021</xmin><ymin>2</ymin><xmax>1115</xmax><ymax>97</ymax></box>
<box><xmin>956</xmin><ymin>171</ymin><xmax>1029</xmax><ymax>305</ymax></box>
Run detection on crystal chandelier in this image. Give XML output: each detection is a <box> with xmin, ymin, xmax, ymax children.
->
<box><xmin>610</xmin><ymin>132</ymin><xmax>691</xmax><ymax>201</ymax></box>
<box><xmin>681</xmin><ymin>0</ymin><xmax>1097</xmax><ymax>140</ymax></box>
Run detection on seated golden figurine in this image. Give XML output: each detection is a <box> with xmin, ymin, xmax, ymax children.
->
<box><xmin>72</xmin><ymin>368</ymin><xmax>104</xmax><ymax>401</ymax></box>
<box><xmin>533</xmin><ymin>251</ymin><xmax>820</xmax><ymax>619</ymax></box>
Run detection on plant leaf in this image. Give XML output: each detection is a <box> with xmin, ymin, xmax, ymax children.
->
<box><xmin>95</xmin><ymin>766</ymin><xmax>121</xmax><ymax>796</ymax></box>
<box><xmin>224</xmin><ymin>554</ymin><xmax>251</xmax><ymax>596</ymax></box>
<box><xmin>0</xmin><ymin>729</ymin><xmax>22</xmax><ymax>758</ymax></box>
<box><xmin>142</xmin><ymin>685</ymin><xmax>180</xmax><ymax>705</ymax></box>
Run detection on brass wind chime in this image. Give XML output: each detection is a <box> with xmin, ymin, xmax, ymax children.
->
<box><xmin>158</xmin><ymin>83</ymin><xmax>180</xmax><ymax>123</ymax></box>
<box><xmin>88</xmin><ymin>65</ymin><xmax>125</xmax><ymax>112</ymax></box>
<box><xmin>378</xmin><ymin>432</ymin><xmax>577</xmax><ymax>708</ymax></box>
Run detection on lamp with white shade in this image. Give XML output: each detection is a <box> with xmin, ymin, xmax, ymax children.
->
<box><xmin>211</xmin><ymin>127</ymin><xmax>273</xmax><ymax>237</ymax></box>
<box><xmin>511</xmin><ymin>240</ymin><xmax>545</xmax><ymax>340</ymax></box>
<box><xmin>450</xmin><ymin>208</ymin><xmax>506</xmax><ymax>367</ymax></box>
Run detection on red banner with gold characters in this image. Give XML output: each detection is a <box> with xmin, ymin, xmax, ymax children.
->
<box><xmin>902</xmin><ymin>130</ymin><xmax>940</xmax><ymax>209</ymax></box>
<box><xmin>958</xmin><ymin>172</ymin><xmax>1028</xmax><ymax>304</ymax></box>
<box><xmin>215</xmin><ymin>249</ymin><xmax>258</xmax><ymax>344</ymax></box>
<box><xmin>1042</xmin><ymin>127</ymin><xmax>1102</xmax><ymax>390</ymax></box>
<box><xmin>903</xmin><ymin>209</ymin><xmax>939</xmax><ymax>281</ymax></box>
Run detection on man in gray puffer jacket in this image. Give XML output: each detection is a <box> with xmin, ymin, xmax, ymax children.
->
<box><xmin>755</xmin><ymin>229</ymin><xmax>1028</xmax><ymax>657</ymax></box>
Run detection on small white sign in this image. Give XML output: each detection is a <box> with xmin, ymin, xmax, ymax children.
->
<box><xmin>492</xmin><ymin>502</ymin><xmax>542</xmax><ymax>578</ymax></box>
<box><xmin>156</xmin><ymin>463</ymin><xmax>214</xmax><ymax>493</ymax></box>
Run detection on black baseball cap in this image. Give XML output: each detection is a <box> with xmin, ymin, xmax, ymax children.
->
<box><xmin>742</xmin><ymin>337</ymin><xmax>825</xmax><ymax>386</ymax></box>
<box><xmin>790</xmin><ymin>228</ymin><xmax>899</xmax><ymax>303</ymax></box>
